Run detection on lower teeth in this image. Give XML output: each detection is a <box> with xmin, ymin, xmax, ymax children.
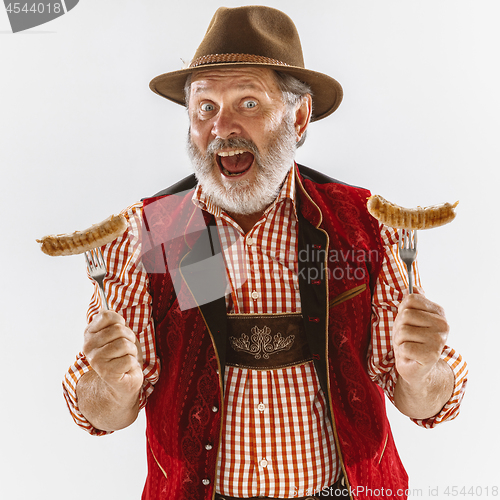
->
<box><xmin>223</xmin><ymin>166</ymin><xmax>247</xmax><ymax>176</ymax></box>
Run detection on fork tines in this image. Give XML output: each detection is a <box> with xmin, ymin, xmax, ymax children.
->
<box><xmin>398</xmin><ymin>228</ymin><xmax>417</xmax><ymax>294</ymax></box>
<box><xmin>398</xmin><ymin>228</ymin><xmax>417</xmax><ymax>250</ymax></box>
<box><xmin>84</xmin><ymin>247</ymin><xmax>109</xmax><ymax>310</ymax></box>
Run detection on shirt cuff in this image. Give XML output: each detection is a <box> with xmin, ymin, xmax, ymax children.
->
<box><xmin>373</xmin><ymin>345</ymin><xmax>468</xmax><ymax>428</ymax></box>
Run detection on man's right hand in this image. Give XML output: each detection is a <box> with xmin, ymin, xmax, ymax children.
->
<box><xmin>83</xmin><ymin>311</ymin><xmax>144</xmax><ymax>402</ymax></box>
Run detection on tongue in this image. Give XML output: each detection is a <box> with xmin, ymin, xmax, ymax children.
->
<box><xmin>220</xmin><ymin>152</ymin><xmax>254</xmax><ymax>174</ymax></box>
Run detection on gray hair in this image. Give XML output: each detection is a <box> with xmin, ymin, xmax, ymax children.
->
<box><xmin>183</xmin><ymin>70</ymin><xmax>312</xmax><ymax>148</ymax></box>
<box><xmin>274</xmin><ymin>71</ymin><xmax>312</xmax><ymax>148</ymax></box>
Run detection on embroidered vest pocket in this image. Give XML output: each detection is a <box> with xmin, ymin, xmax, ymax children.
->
<box><xmin>329</xmin><ymin>283</ymin><xmax>367</xmax><ymax>309</ymax></box>
<box><xmin>226</xmin><ymin>313</ymin><xmax>312</xmax><ymax>370</ymax></box>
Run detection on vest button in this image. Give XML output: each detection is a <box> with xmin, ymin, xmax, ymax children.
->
<box><xmin>211</xmin><ymin>406</ymin><xmax>219</xmax><ymax>413</ymax></box>
<box><xmin>308</xmin><ymin>316</ymin><xmax>320</xmax><ymax>323</ymax></box>
<box><xmin>205</xmin><ymin>443</ymin><xmax>213</xmax><ymax>451</ymax></box>
<box><xmin>202</xmin><ymin>478</ymin><xmax>210</xmax><ymax>486</ymax></box>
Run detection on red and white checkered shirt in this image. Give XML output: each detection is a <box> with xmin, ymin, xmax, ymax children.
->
<box><xmin>63</xmin><ymin>169</ymin><xmax>468</xmax><ymax>498</ymax></box>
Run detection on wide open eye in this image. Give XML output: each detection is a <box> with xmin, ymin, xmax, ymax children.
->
<box><xmin>242</xmin><ymin>100</ymin><xmax>258</xmax><ymax>109</ymax></box>
<box><xmin>201</xmin><ymin>102</ymin><xmax>215</xmax><ymax>112</ymax></box>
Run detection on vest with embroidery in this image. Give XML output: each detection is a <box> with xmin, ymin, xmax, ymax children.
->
<box><xmin>140</xmin><ymin>164</ymin><xmax>408</xmax><ymax>500</ymax></box>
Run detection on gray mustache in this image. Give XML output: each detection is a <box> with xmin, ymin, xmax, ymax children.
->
<box><xmin>206</xmin><ymin>137</ymin><xmax>259</xmax><ymax>157</ymax></box>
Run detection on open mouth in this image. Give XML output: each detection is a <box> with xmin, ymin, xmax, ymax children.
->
<box><xmin>216</xmin><ymin>149</ymin><xmax>255</xmax><ymax>178</ymax></box>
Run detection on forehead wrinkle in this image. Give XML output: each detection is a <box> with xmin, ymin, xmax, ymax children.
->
<box><xmin>191</xmin><ymin>84</ymin><xmax>209</xmax><ymax>96</ymax></box>
<box><xmin>192</xmin><ymin>81</ymin><xmax>267</xmax><ymax>95</ymax></box>
<box><xmin>190</xmin><ymin>68</ymin><xmax>280</xmax><ymax>97</ymax></box>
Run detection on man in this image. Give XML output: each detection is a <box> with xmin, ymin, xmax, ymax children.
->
<box><xmin>63</xmin><ymin>6</ymin><xmax>467</xmax><ymax>500</ymax></box>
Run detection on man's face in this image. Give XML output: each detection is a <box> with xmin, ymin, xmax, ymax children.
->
<box><xmin>186</xmin><ymin>67</ymin><xmax>299</xmax><ymax>216</ymax></box>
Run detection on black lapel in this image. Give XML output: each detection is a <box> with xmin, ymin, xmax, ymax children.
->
<box><xmin>297</xmin><ymin>211</ymin><xmax>330</xmax><ymax>402</ymax></box>
<box><xmin>179</xmin><ymin>219</ymin><xmax>228</xmax><ymax>388</ymax></box>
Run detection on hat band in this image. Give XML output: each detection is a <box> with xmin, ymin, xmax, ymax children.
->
<box><xmin>189</xmin><ymin>53</ymin><xmax>292</xmax><ymax>68</ymax></box>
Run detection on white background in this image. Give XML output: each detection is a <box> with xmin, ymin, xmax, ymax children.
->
<box><xmin>1</xmin><ymin>1</ymin><xmax>499</xmax><ymax>499</ymax></box>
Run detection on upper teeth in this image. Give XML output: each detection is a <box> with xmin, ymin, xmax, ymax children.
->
<box><xmin>218</xmin><ymin>149</ymin><xmax>245</xmax><ymax>157</ymax></box>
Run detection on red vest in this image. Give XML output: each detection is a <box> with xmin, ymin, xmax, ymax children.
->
<box><xmin>140</xmin><ymin>164</ymin><xmax>408</xmax><ymax>500</ymax></box>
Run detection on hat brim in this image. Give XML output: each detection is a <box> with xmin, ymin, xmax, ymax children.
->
<box><xmin>149</xmin><ymin>63</ymin><xmax>343</xmax><ymax>122</ymax></box>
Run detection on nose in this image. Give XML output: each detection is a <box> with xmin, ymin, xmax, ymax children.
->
<box><xmin>211</xmin><ymin>105</ymin><xmax>242</xmax><ymax>140</ymax></box>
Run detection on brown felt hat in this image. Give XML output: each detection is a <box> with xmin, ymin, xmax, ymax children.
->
<box><xmin>149</xmin><ymin>5</ymin><xmax>343</xmax><ymax>121</ymax></box>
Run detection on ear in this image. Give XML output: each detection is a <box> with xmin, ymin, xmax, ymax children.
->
<box><xmin>294</xmin><ymin>93</ymin><xmax>312</xmax><ymax>143</ymax></box>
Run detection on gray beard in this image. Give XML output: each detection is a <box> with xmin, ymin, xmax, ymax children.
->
<box><xmin>186</xmin><ymin>114</ymin><xmax>297</xmax><ymax>215</ymax></box>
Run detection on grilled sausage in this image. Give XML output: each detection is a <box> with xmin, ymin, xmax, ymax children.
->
<box><xmin>367</xmin><ymin>195</ymin><xmax>459</xmax><ymax>230</ymax></box>
<box><xmin>37</xmin><ymin>214</ymin><xmax>127</xmax><ymax>256</ymax></box>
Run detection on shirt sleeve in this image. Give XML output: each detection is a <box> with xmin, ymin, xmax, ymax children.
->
<box><xmin>62</xmin><ymin>202</ymin><xmax>160</xmax><ymax>435</ymax></box>
<box><xmin>367</xmin><ymin>224</ymin><xmax>468</xmax><ymax>428</ymax></box>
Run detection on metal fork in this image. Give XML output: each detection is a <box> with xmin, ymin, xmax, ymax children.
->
<box><xmin>398</xmin><ymin>229</ymin><xmax>417</xmax><ymax>294</ymax></box>
<box><xmin>84</xmin><ymin>248</ymin><xmax>109</xmax><ymax>310</ymax></box>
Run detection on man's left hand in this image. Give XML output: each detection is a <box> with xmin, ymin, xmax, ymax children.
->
<box><xmin>393</xmin><ymin>288</ymin><xmax>449</xmax><ymax>388</ymax></box>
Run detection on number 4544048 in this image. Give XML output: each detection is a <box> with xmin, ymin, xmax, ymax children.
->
<box><xmin>444</xmin><ymin>486</ymin><xmax>498</xmax><ymax>496</ymax></box>
<box><xmin>5</xmin><ymin>3</ymin><xmax>62</xmax><ymax>14</ymax></box>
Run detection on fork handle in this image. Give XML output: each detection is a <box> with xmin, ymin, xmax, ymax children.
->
<box><xmin>406</xmin><ymin>263</ymin><xmax>414</xmax><ymax>294</ymax></box>
<box><xmin>98</xmin><ymin>285</ymin><xmax>109</xmax><ymax>310</ymax></box>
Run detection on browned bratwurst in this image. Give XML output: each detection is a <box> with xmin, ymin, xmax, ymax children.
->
<box><xmin>37</xmin><ymin>214</ymin><xmax>127</xmax><ymax>256</ymax></box>
<box><xmin>367</xmin><ymin>195</ymin><xmax>459</xmax><ymax>230</ymax></box>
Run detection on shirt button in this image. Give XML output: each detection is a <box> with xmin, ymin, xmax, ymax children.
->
<box><xmin>251</xmin><ymin>290</ymin><xmax>259</xmax><ymax>300</ymax></box>
<box><xmin>211</xmin><ymin>406</ymin><xmax>218</xmax><ymax>413</ymax></box>
<box><xmin>246</xmin><ymin>237</ymin><xmax>254</xmax><ymax>246</ymax></box>
<box><xmin>205</xmin><ymin>443</ymin><xmax>213</xmax><ymax>451</ymax></box>
<box><xmin>257</xmin><ymin>402</ymin><xmax>266</xmax><ymax>412</ymax></box>
<box><xmin>260</xmin><ymin>458</ymin><xmax>268</xmax><ymax>468</ymax></box>
<box><xmin>202</xmin><ymin>478</ymin><xmax>210</xmax><ymax>486</ymax></box>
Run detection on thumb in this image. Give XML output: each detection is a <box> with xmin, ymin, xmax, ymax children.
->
<box><xmin>402</xmin><ymin>285</ymin><xmax>425</xmax><ymax>298</ymax></box>
<box><xmin>412</xmin><ymin>285</ymin><xmax>425</xmax><ymax>296</ymax></box>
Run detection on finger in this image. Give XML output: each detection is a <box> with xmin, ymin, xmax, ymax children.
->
<box><xmin>135</xmin><ymin>338</ymin><xmax>144</xmax><ymax>366</ymax></box>
<box><xmin>93</xmin><ymin>356</ymin><xmax>143</xmax><ymax>391</ymax></box>
<box><xmin>396</xmin><ymin>340</ymin><xmax>443</xmax><ymax>366</ymax></box>
<box><xmin>83</xmin><ymin>323</ymin><xmax>137</xmax><ymax>354</ymax></box>
<box><xmin>398</xmin><ymin>293</ymin><xmax>446</xmax><ymax>317</ymax></box>
<box><xmin>394</xmin><ymin>324</ymin><xmax>447</xmax><ymax>350</ymax></box>
<box><xmin>86</xmin><ymin>337</ymin><xmax>140</xmax><ymax>377</ymax></box>
<box><xmin>95</xmin><ymin>336</ymin><xmax>139</xmax><ymax>362</ymax></box>
<box><xmin>87</xmin><ymin>310</ymin><xmax>126</xmax><ymax>333</ymax></box>
<box><xmin>396</xmin><ymin>306</ymin><xmax>449</xmax><ymax>329</ymax></box>
<box><xmin>98</xmin><ymin>353</ymin><xmax>141</xmax><ymax>378</ymax></box>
